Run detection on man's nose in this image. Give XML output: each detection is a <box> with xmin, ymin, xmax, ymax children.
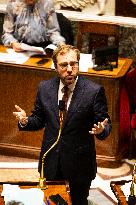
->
<box><xmin>67</xmin><ymin>64</ymin><xmax>72</xmax><ymax>72</ymax></box>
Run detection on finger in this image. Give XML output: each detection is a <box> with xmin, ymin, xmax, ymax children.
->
<box><xmin>89</xmin><ymin>131</ymin><xmax>94</xmax><ymax>134</ymax></box>
<box><xmin>21</xmin><ymin>117</ymin><xmax>28</xmax><ymax>125</ymax></box>
<box><xmin>14</xmin><ymin>114</ymin><xmax>26</xmax><ymax>123</ymax></box>
<box><xmin>102</xmin><ymin>118</ymin><xmax>108</xmax><ymax>126</ymax></box>
<box><xmin>15</xmin><ymin>105</ymin><xmax>23</xmax><ymax>112</ymax></box>
<box><xmin>93</xmin><ymin>124</ymin><xmax>99</xmax><ymax>132</ymax></box>
<box><xmin>98</xmin><ymin>122</ymin><xmax>102</xmax><ymax>128</ymax></box>
<box><xmin>94</xmin><ymin>124</ymin><xmax>101</xmax><ymax>131</ymax></box>
<box><xmin>14</xmin><ymin>114</ymin><xmax>20</xmax><ymax>121</ymax></box>
<box><xmin>15</xmin><ymin>115</ymin><xmax>20</xmax><ymax>120</ymax></box>
<box><xmin>94</xmin><ymin>124</ymin><xmax>97</xmax><ymax>128</ymax></box>
<box><xmin>94</xmin><ymin>123</ymin><xmax>104</xmax><ymax>134</ymax></box>
<box><xmin>13</xmin><ymin>111</ymin><xmax>22</xmax><ymax>120</ymax></box>
<box><xmin>92</xmin><ymin>128</ymin><xmax>97</xmax><ymax>134</ymax></box>
<box><xmin>13</xmin><ymin>111</ymin><xmax>19</xmax><ymax>117</ymax></box>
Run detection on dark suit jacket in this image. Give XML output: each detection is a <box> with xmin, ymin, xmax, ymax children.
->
<box><xmin>19</xmin><ymin>76</ymin><xmax>111</xmax><ymax>183</ymax></box>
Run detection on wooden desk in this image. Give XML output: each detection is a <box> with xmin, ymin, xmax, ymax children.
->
<box><xmin>0</xmin><ymin>45</ymin><xmax>133</xmax><ymax>166</ymax></box>
<box><xmin>0</xmin><ymin>181</ymin><xmax>71</xmax><ymax>205</ymax></box>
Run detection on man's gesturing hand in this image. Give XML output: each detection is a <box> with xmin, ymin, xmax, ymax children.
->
<box><xmin>89</xmin><ymin>118</ymin><xmax>108</xmax><ymax>135</ymax></box>
<box><xmin>13</xmin><ymin>105</ymin><xmax>28</xmax><ymax>125</ymax></box>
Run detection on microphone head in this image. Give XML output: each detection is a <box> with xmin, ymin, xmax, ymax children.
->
<box><xmin>59</xmin><ymin>100</ymin><xmax>65</xmax><ymax>111</ymax></box>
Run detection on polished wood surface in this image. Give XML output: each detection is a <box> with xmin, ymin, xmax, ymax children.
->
<box><xmin>0</xmin><ymin>181</ymin><xmax>71</xmax><ymax>205</ymax></box>
<box><xmin>0</xmin><ymin>45</ymin><xmax>133</xmax><ymax>166</ymax></box>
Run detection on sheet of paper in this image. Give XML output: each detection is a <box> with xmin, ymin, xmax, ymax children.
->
<box><xmin>79</xmin><ymin>53</ymin><xmax>93</xmax><ymax>72</ymax></box>
<box><xmin>50</xmin><ymin>61</ymin><xmax>55</xmax><ymax>69</ymax></box>
<box><xmin>7</xmin><ymin>48</ymin><xmax>38</xmax><ymax>57</ymax></box>
<box><xmin>0</xmin><ymin>52</ymin><xmax>29</xmax><ymax>64</ymax></box>
<box><xmin>0</xmin><ymin>48</ymin><xmax>42</xmax><ymax>64</ymax></box>
<box><xmin>20</xmin><ymin>43</ymin><xmax>45</xmax><ymax>54</ymax></box>
<box><xmin>2</xmin><ymin>184</ymin><xmax>44</xmax><ymax>205</ymax></box>
<box><xmin>45</xmin><ymin>44</ymin><xmax>57</xmax><ymax>50</ymax></box>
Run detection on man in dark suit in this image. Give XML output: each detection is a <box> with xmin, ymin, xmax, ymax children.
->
<box><xmin>13</xmin><ymin>45</ymin><xmax>112</xmax><ymax>205</ymax></box>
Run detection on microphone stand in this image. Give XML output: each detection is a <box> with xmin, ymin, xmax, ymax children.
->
<box><xmin>128</xmin><ymin>163</ymin><xmax>136</xmax><ymax>205</ymax></box>
<box><xmin>38</xmin><ymin>101</ymin><xmax>64</xmax><ymax>190</ymax></box>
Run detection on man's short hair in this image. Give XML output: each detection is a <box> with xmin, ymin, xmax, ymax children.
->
<box><xmin>52</xmin><ymin>44</ymin><xmax>80</xmax><ymax>69</ymax></box>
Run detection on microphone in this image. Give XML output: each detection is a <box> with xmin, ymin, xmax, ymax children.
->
<box><xmin>58</xmin><ymin>100</ymin><xmax>65</xmax><ymax>111</ymax></box>
<box><xmin>59</xmin><ymin>100</ymin><xmax>65</xmax><ymax>124</ymax></box>
<box><xmin>38</xmin><ymin>100</ymin><xmax>64</xmax><ymax>189</ymax></box>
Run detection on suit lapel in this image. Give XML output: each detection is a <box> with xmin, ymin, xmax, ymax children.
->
<box><xmin>48</xmin><ymin>77</ymin><xmax>60</xmax><ymax>123</ymax></box>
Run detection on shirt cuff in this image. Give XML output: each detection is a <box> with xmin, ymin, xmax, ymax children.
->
<box><xmin>19</xmin><ymin>118</ymin><xmax>28</xmax><ymax>128</ymax></box>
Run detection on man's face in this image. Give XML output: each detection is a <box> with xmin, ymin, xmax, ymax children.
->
<box><xmin>25</xmin><ymin>0</ymin><xmax>36</xmax><ymax>5</ymax></box>
<box><xmin>56</xmin><ymin>50</ymin><xmax>79</xmax><ymax>86</ymax></box>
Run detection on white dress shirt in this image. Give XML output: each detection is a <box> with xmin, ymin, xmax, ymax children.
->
<box><xmin>58</xmin><ymin>77</ymin><xmax>78</xmax><ymax>110</ymax></box>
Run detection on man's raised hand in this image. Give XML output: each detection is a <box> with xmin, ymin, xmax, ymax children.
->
<box><xmin>89</xmin><ymin>118</ymin><xmax>108</xmax><ymax>135</ymax></box>
<box><xmin>13</xmin><ymin>105</ymin><xmax>28</xmax><ymax>125</ymax></box>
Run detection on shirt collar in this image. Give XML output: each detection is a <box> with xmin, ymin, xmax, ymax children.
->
<box><xmin>60</xmin><ymin>76</ymin><xmax>78</xmax><ymax>93</ymax></box>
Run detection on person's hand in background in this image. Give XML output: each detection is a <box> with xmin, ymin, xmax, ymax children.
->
<box><xmin>11</xmin><ymin>42</ymin><xmax>24</xmax><ymax>52</ymax></box>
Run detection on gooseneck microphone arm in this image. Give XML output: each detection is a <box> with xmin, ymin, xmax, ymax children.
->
<box><xmin>38</xmin><ymin>100</ymin><xmax>65</xmax><ymax>189</ymax></box>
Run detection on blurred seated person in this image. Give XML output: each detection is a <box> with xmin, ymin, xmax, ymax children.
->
<box><xmin>2</xmin><ymin>0</ymin><xmax>65</xmax><ymax>52</ymax></box>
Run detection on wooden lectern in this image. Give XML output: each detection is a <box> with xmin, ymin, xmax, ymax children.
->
<box><xmin>0</xmin><ymin>181</ymin><xmax>72</xmax><ymax>205</ymax></box>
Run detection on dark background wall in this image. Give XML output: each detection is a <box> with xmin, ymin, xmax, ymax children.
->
<box><xmin>115</xmin><ymin>0</ymin><xmax>136</xmax><ymax>17</ymax></box>
<box><xmin>0</xmin><ymin>13</ymin><xmax>4</xmax><ymax>44</ymax></box>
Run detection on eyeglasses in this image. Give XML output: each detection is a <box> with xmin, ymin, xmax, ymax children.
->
<box><xmin>58</xmin><ymin>61</ymin><xmax>79</xmax><ymax>70</ymax></box>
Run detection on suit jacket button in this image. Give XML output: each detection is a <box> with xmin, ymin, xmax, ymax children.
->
<box><xmin>56</xmin><ymin>149</ymin><xmax>59</xmax><ymax>153</ymax></box>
